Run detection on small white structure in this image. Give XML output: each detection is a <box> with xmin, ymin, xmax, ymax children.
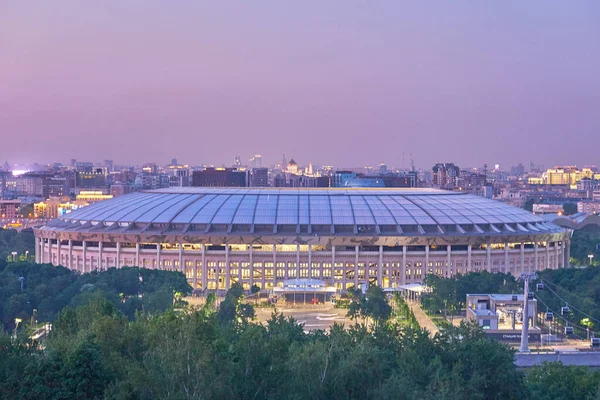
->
<box><xmin>273</xmin><ymin>279</ymin><xmax>336</xmax><ymax>303</ymax></box>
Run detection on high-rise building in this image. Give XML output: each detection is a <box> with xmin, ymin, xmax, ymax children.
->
<box><xmin>234</xmin><ymin>154</ymin><xmax>242</xmax><ymax>168</ymax></box>
<box><xmin>432</xmin><ymin>163</ymin><xmax>460</xmax><ymax>188</ymax></box>
<box><xmin>250</xmin><ymin>168</ymin><xmax>269</xmax><ymax>187</ymax></box>
<box><xmin>76</xmin><ymin>168</ymin><xmax>107</xmax><ymax>189</ymax></box>
<box><xmin>250</xmin><ymin>154</ymin><xmax>262</xmax><ymax>168</ymax></box>
<box><xmin>192</xmin><ymin>168</ymin><xmax>247</xmax><ymax>187</ymax></box>
<box><xmin>103</xmin><ymin>160</ymin><xmax>114</xmax><ymax>172</ymax></box>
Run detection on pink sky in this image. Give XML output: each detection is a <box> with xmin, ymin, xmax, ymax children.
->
<box><xmin>1</xmin><ymin>1</ymin><xmax>599</xmax><ymax>169</ymax></box>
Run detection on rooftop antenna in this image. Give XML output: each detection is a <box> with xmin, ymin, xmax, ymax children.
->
<box><xmin>410</xmin><ymin>153</ymin><xmax>415</xmax><ymax>172</ymax></box>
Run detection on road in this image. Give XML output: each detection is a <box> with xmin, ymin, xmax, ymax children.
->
<box><xmin>254</xmin><ymin>304</ymin><xmax>352</xmax><ymax>332</ymax></box>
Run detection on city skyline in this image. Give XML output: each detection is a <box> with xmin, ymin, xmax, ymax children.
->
<box><xmin>2</xmin><ymin>1</ymin><xmax>599</xmax><ymax>167</ymax></box>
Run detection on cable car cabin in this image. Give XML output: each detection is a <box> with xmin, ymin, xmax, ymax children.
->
<box><xmin>561</xmin><ymin>306</ymin><xmax>570</xmax><ymax>315</ymax></box>
<box><xmin>545</xmin><ymin>312</ymin><xmax>554</xmax><ymax>321</ymax></box>
<box><xmin>565</xmin><ymin>326</ymin><xmax>574</xmax><ymax>335</ymax></box>
<box><xmin>536</xmin><ymin>283</ymin><xmax>544</xmax><ymax>291</ymax></box>
<box><xmin>527</xmin><ymin>292</ymin><xmax>534</xmax><ymax>300</ymax></box>
<box><xmin>591</xmin><ymin>338</ymin><xmax>600</xmax><ymax>348</ymax></box>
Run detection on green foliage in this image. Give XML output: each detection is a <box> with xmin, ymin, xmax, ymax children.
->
<box><xmin>569</xmin><ymin>230</ymin><xmax>600</xmax><ymax>266</ymax></box>
<box><xmin>527</xmin><ymin>362</ymin><xmax>600</xmax><ymax>400</ymax></box>
<box><xmin>0</xmin><ymin>262</ymin><xmax>192</xmax><ymax>332</ymax></box>
<box><xmin>0</xmin><ymin>228</ymin><xmax>35</xmax><ymax>265</ymax></box>
<box><xmin>392</xmin><ymin>292</ymin><xmax>419</xmax><ymax>329</ymax></box>
<box><xmin>218</xmin><ymin>282</ymin><xmax>255</xmax><ymax>324</ymax></box>
<box><xmin>536</xmin><ymin>268</ymin><xmax>600</xmax><ymax>336</ymax></box>
<box><xmin>563</xmin><ymin>202</ymin><xmax>578</xmax><ymax>216</ymax></box>
<box><xmin>347</xmin><ymin>285</ymin><xmax>392</xmax><ymax>328</ymax></box>
<box><xmin>0</xmin><ymin>301</ymin><xmax>532</xmax><ymax>399</ymax></box>
<box><xmin>523</xmin><ymin>198</ymin><xmax>534</xmax><ymax>212</ymax></box>
<box><xmin>421</xmin><ymin>272</ymin><xmax>519</xmax><ymax>317</ymax></box>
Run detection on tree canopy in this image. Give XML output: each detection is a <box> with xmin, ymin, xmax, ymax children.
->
<box><xmin>0</xmin><ymin>262</ymin><xmax>192</xmax><ymax>332</ymax></box>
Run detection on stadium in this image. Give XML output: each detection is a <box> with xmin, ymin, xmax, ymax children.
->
<box><xmin>33</xmin><ymin>188</ymin><xmax>570</xmax><ymax>292</ymax></box>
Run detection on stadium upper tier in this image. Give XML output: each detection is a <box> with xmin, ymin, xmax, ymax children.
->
<box><xmin>40</xmin><ymin>188</ymin><xmax>560</xmax><ymax>237</ymax></box>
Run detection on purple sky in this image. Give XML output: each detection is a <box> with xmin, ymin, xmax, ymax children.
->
<box><xmin>1</xmin><ymin>1</ymin><xmax>599</xmax><ymax>169</ymax></box>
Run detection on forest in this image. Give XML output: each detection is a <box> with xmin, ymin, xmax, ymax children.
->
<box><xmin>2</xmin><ymin>229</ymin><xmax>600</xmax><ymax>399</ymax></box>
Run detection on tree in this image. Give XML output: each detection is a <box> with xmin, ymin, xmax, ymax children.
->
<box><xmin>218</xmin><ymin>283</ymin><xmax>255</xmax><ymax>324</ymax></box>
<box><xmin>563</xmin><ymin>202</ymin><xmax>577</xmax><ymax>216</ymax></box>
<box><xmin>347</xmin><ymin>285</ymin><xmax>391</xmax><ymax>328</ymax></box>
<box><xmin>524</xmin><ymin>198</ymin><xmax>534</xmax><ymax>212</ymax></box>
<box><xmin>250</xmin><ymin>284</ymin><xmax>261</xmax><ymax>304</ymax></box>
<box><xmin>527</xmin><ymin>362</ymin><xmax>600</xmax><ymax>400</ymax></box>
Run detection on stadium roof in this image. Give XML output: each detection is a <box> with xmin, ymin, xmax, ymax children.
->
<box><xmin>41</xmin><ymin>188</ymin><xmax>562</xmax><ymax>236</ymax></box>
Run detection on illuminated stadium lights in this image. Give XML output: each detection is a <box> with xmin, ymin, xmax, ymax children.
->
<box><xmin>34</xmin><ymin>188</ymin><xmax>571</xmax><ymax>292</ymax></box>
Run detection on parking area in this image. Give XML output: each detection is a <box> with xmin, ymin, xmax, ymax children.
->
<box><xmin>254</xmin><ymin>303</ymin><xmax>351</xmax><ymax>332</ymax></box>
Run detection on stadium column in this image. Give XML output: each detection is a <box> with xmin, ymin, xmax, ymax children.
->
<box><xmin>179</xmin><ymin>243</ymin><xmax>184</xmax><ymax>274</ymax></box>
<box><xmin>378</xmin><ymin>245</ymin><xmax>383</xmax><ymax>287</ymax></box>
<box><xmin>401</xmin><ymin>245</ymin><xmax>407</xmax><ymax>285</ymax></box>
<box><xmin>295</xmin><ymin>244</ymin><xmax>300</xmax><ymax>281</ymax></box>
<box><xmin>272</xmin><ymin>245</ymin><xmax>277</xmax><ymax>288</ymax></box>
<box><xmin>98</xmin><ymin>241</ymin><xmax>103</xmax><ymax>271</ymax></box>
<box><xmin>82</xmin><ymin>241</ymin><xmax>87</xmax><ymax>273</ymax></box>
<box><xmin>446</xmin><ymin>245</ymin><xmax>451</xmax><ymax>278</ymax></box>
<box><xmin>225</xmin><ymin>244</ymin><xmax>230</xmax><ymax>289</ymax></box>
<box><xmin>520</xmin><ymin>242</ymin><xmax>525</xmax><ymax>274</ymax></box>
<box><xmin>156</xmin><ymin>243</ymin><xmax>161</xmax><ymax>270</ymax></box>
<box><xmin>546</xmin><ymin>241</ymin><xmax>551</xmax><ymax>270</ymax></box>
<box><xmin>354</xmin><ymin>245</ymin><xmax>359</xmax><ymax>288</ymax></box>
<box><xmin>116</xmin><ymin>242</ymin><xmax>120</xmax><ymax>269</ymax></box>
<box><xmin>249</xmin><ymin>244</ymin><xmax>255</xmax><ymax>288</ymax></box>
<box><xmin>504</xmin><ymin>243</ymin><xmax>509</xmax><ymax>273</ymax></box>
<box><xmin>555</xmin><ymin>241</ymin><xmax>559</xmax><ymax>270</ymax></box>
<box><xmin>424</xmin><ymin>245</ymin><xmax>429</xmax><ymax>279</ymax></box>
<box><xmin>135</xmin><ymin>243</ymin><xmax>140</xmax><ymax>267</ymax></box>
<box><xmin>308</xmin><ymin>245</ymin><xmax>312</xmax><ymax>280</ymax></box>
<box><xmin>57</xmin><ymin>239</ymin><xmax>62</xmax><ymax>266</ymax></box>
<box><xmin>201</xmin><ymin>244</ymin><xmax>207</xmax><ymax>290</ymax></box>
<box><xmin>68</xmin><ymin>240</ymin><xmax>73</xmax><ymax>269</ymax></box>
<box><xmin>534</xmin><ymin>242</ymin><xmax>538</xmax><ymax>272</ymax></box>
<box><xmin>331</xmin><ymin>245</ymin><xmax>336</xmax><ymax>287</ymax></box>
<box><xmin>487</xmin><ymin>243</ymin><xmax>491</xmax><ymax>272</ymax></box>
<box><xmin>467</xmin><ymin>245</ymin><xmax>472</xmax><ymax>272</ymax></box>
<box><xmin>193</xmin><ymin>260</ymin><xmax>198</xmax><ymax>290</ymax></box>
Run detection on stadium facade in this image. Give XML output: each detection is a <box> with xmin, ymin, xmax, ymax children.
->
<box><xmin>33</xmin><ymin>188</ymin><xmax>570</xmax><ymax>292</ymax></box>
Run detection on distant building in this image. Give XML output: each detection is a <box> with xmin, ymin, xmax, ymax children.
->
<box><xmin>134</xmin><ymin>173</ymin><xmax>170</xmax><ymax>190</ymax></box>
<box><xmin>273</xmin><ymin>173</ymin><xmax>329</xmax><ymax>188</ymax></box>
<box><xmin>103</xmin><ymin>160</ymin><xmax>114</xmax><ymax>172</ymax></box>
<box><xmin>110</xmin><ymin>184</ymin><xmax>131</xmax><ymax>197</ymax></box>
<box><xmin>76</xmin><ymin>169</ymin><xmax>107</xmax><ymax>189</ymax></box>
<box><xmin>34</xmin><ymin>197</ymin><xmax>88</xmax><ymax>219</ymax></box>
<box><xmin>332</xmin><ymin>171</ymin><xmax>357</xmax><ymax>187</ymax></box>
<box><xmin>510</xmin><ymin>163</ymin><xmax>525</xmax><ymax>177</ymax></box>
<box><xmin>0</xmin><ymin>199</ymin><xmax>21</xmax><ymax>219</ymax></box>
<box><xmin>532</xmin><ymin>204</ymin><xmax>564</xmax><ymax>215</ymax></box>
<box><xmin>0</xmin><ymin>171</ymin><xmax>10</xmax><ymax>198</ymax></box>
<box><xmin>250</xmin><ymin>155</ymin><xmax>262</xmax><ymax>168</ymax></box>
<box><xmin>578</xmin><ymin>201</ymin><xmax>600</xmax><ymax>214</ymax></box>
<box><xmin>250</xmin><ymin>168</ymin><xmax>269</xmax><ymax>187</ymax></box>
<box><xmin>192</xmin><ymin>168</ymin><xmax>247</xmax><ymax>187</ymax></box>
<box><xmin>76</xmin><ymin>191</ymin><xmax>113</xmax><ymax>203</ymax></box>
<box><xmin>432</xmin><ymin>163</ymin><xmax>460</xmax><ymax>188</ymax></box>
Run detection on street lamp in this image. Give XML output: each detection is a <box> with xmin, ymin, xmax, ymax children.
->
<box><xmin>13</xmin><ymin>318</ymin><xmax>22</xmax><ymax>340</ymax></box>
<box><xmin>589</xmin><ymin>254</ymin><xmax>595</xmax><ymax>266</ymax></box>
<box><xmin>25</xmin><ymin>250</ymin><xmax>29</xmax><ymax>260</ymax></box>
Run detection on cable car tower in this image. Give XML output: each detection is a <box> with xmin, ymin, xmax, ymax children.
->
<box><xmin>519</xmin><ymin>273</ymin><xmax>538</xmax><ymax>352</ymax></box>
